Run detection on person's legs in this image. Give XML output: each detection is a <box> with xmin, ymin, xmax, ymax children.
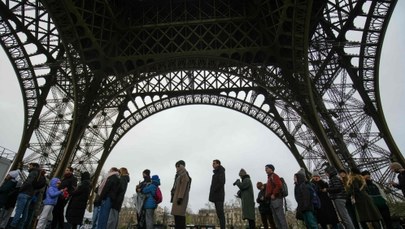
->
<box><xmin>36</xmin><ymin>205</ymin><xmax>54</xmax><ymax>229</ymax></box>
<box><xmin>51</xmin><ymin>197</ymin><xmax>65</xmax><ymax>229</ymax></box>
<box><xmin>91</xmin><ymin>205</ymin><xmax>100</xmax><ymax>229</ymax></box>
<box><xmin>174</xmin><ymin>215</ymin><xmax>185</xmax><ymax>229</ymax></box>
<box><xmin>271</xmin><ymin>198</ymin><xmax>288</xmax><ymax>229</ymax></box>
<box><xmin>214</xmin><ymin>202</ymin><xmax>226</xmax><ymax>229</ymax></box>
<box><xmin>97</xmin><ymin>197</ymin><xmax>112</xmax><ymax>229</ymax></box>
<box><xmin>144</xmin><ymin>209</ymin><xmax>155</xmax><ymax>229</ymax></box>
<box><xmin>106</xmin><ymin>208</ymin><xmax>119</xmax><ymax>229</ymax></box>
<box><xmin>10</xmin><ymin>193</ymin><xmax>31</xmax><ymax>228</ymax></box>
<box><xmin>302</xmin><ymin>211</ymin><xmax>319</xmax><ymax>229</ymax></box>
<box><xmin>333</xmin><ymin>199</ymin><xmax>356</xmax><ymax>229</ymax></box>
<box><xmin>260</xmin><ymin>213</ymin><xmax>269</xmax><ymax>229</ymax></box>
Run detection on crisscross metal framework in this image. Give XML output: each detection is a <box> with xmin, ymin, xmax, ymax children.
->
<box><xmin>0</xmin><ymin>0</ymin><xmax>403</xmax><ymax>199</ymax></box>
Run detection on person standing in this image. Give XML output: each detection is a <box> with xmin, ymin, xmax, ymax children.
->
<box><xmin>362</xmin><ymin>170</ymin><xmax>393</xmax><ymax>229</ymax></box>
<box><xmin>233</xmin><ymin>169</ymin><xmax>255</xmax><ymax>229</ymax></box>
<box><xmin>311</xmin><ymin>171</ymin><xmax>339</xmax><ymax>229</ymax></box>
<box><xmin>265</xmin><ymin>164</ymin><xmax>288</xmax><ymax>229</ymax></box>
<box><xmin>51</xmin><ymin>166</ymin><xmax>78</xmax><ymax>229</ymax></box>
<box><xmin>170</xmin><ymin>160</ymin><xmax>191</xmax><ymax>229</ymax></box>
<box><xmin>347</xmin><ymin>168</ymin><xmax>382</xmax><ymax>229</ymax></box>
<box><xmin>324</xmin><ymin>166</ymin><xmax>356</xmax><ymax>229</ymax></box>
<box><xmin>136</xmin><ymin>169</ymin><xmax>151</xmax><ymax>228</ymax></box>
<box><xmin>0</xmin><ymin>170</ymin><xmax>19</xmax><ymax>229</ymax></box>
<box><xmin>256</xmin><ymin>182</ymin><xmax>276</xmax><ymax>229</ymax></box>
<box><xmin>9</xmin><ymin>162</ymin><xmax>42</xmax><ymax>229</ymax></box>
<box><xmin>36</xmin><ymin>178</ymin><xmax>65</xmax><ymax>229</ymax></box>
<box><xmin>209</xmin><ymin>159</ymin><xmax>226</xmax><ymax>229</ymax></box>
<box><xmin>97</xmin><ymin>167</ymin><xmax>120</xmax><ymax>229</ymax></box>
<box><xmin>107</xmin><ymin>167</ymin><xmax>130</xmax><ymax>229</ymax></box>
<box><xmin>141</xmin><ymin>175</ymin><xmax>160</xmax><ymax>229</ymax></box>
<box><xmin>389</xmin><ymin>162</ymin><xmax>405</xmax><ymax>197</ymax></box>
<box><xmin>65</xmin><ymin>171</ymin><xmax>92</xmax><ymax>229</ymax></box>
<box><xmin>294</xmin><ymin>171</ymin><xmax>318</xmax><ymax>229</ymax></box>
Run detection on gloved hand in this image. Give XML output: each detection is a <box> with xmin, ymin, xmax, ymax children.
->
<box><xmin>233</xmin><ymin>179</ymin><xmax>239</xmax><ymax>186</ymax></box>
<box><xmin>177</xmin><ymin>198</ymin><xmax>183</xmax><ymax>205</ymax></box>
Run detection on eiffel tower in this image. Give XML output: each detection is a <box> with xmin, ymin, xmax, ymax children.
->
<box><xmin>0</xmin><ymin>0</ymin><xmax>404</xmax><ymax>199</ymax></box>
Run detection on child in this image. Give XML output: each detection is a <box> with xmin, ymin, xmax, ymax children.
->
<box><xmin>36</xmin><ymin>178</ymin><xmax>66</xmax><ymax>229</ymax></box>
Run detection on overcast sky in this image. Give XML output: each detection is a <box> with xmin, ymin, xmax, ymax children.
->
<box><xmin>1</xmin><ymin>2</ymin><xmax>404</xmax><ymax>213</ymax></box>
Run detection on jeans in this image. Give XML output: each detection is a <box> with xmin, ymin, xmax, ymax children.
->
<box><xmin>10</xmin><ymin>193</ymin><xmax>32</xmax><ymax>229</ymax></box>
<box><xmin>91</xmin><ymin>205</ymin><xmax>100</xmax><ymax>229</ymax></box>
<box><xmin>333</xmin><ymin>199</ymin><xmax>356</xmax><ymax>229</ymax></box>
<box><xmin>214</xmin><ymin>202</ymin><xmax>226</xmax><ymax>229</ymax></box>
<box><xmin>270</xmin><ymin>198</ymin><xmax>288</xmax><ymax>229</ymax></box>
<box><xmin>97</xmin><ymin>197</ymin><xmax>112</xmax><ymax>229</ymax></box>
<box><xmin>145</xmin><ymin>209</ymin><xmax>155</xmax><ymax>229</ymax></box>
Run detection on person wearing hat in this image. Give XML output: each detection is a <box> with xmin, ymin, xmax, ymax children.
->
<box><xmin>347</xmin><ymin>168</ymin><xmax>382</xmax><ymax>229</ymax></box>
<box><xmin>264</xmin><ymin>164</ymin><xmax>288</xmax><ymax>229</ymax></box>
<box><xmin>233</xmin><ymin>169</ymin><xmax>255</xmax><ymax>229</ymax></box>
<box><xmin>362</xmin><ymin>170</ymin><xmax>393</xmax><ymax>229</ymax></box>
<box><xmin>171</xmin><ymin>160</ymin><xmax>191</xmax><ymax>229</ymax></box>
<box><xmin>389</xmin><ymin>162</ymin><xmax>405</xmax><ymax>197</ymax></box>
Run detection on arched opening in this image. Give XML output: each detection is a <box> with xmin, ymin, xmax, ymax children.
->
<box><xmin>103</xmin><ymin>105</ymin><xmax>300</xmax><ymax>212</ymax></box>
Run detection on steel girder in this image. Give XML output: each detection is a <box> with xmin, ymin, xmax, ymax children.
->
<box><xmin>0</xmin><ymin>0</ymin><xmax>403</xmax><ymax>199</ymax></box>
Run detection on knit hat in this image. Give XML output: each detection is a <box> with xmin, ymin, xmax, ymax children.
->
<box><xmin>390</xmin><ymin>162</ymin><xmax>403</xmax><ymax>171</ymax></box>
<box><xmin>143</xmin><ymin>169</ymin><xmax>151</xmax><ymax>177</ymax></box>
<box><xmin>239</xmin><ymin>168</ymin><xmax>247</xmax><ymax>176</ymax></box>
<box><xmin>176</xmin><ymin>160</ymin><xmax>186</xmax><ymax>167</ymax></box>
<box><xmin>265</xmin><ymin>164</ymin><xmax>275</xmax><ymax>171</ymax></box>
<box><xmin>312</xmin><ymin>171</ymin><xmax>320</xmax><ymax>177</ymax></box>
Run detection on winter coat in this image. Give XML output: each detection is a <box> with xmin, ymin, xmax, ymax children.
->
<box><xmin>19</xmin><ymin>167</ymin><xmax>40</xmax><ymax>196</ymax></box>
<box><xmin>364</xmin><ymin>180</ymin><xmax>387</xmax><ymax>208</ymax></box>
<box><xmin>294</xmin><ymin>173</ymin><xmax>314</xmax><ymax>216</ymax></box>
<box><xmin>60</xmin><ymin>172</ymin><xmax>78</xmax><ymax>196</ymax></box>
<box><xmin>99</xmin><ymin>173</ymin><xmax>120</xmax><ymax>202</ymax></box>
<box><xmin>142</xmin><ymin>176</ymin><xmax>160</xmax><ymax>209</ymax></box>
<box><xmin>112</xmin><ymin>174</ymin><xmax>130</xmax><ymax>211</ymax></box>
<box><xmin>311</xmin><ymin>179</ymin><xmax>339</xmax><ymax>225</ymax></box>
<box><xmin>0</xmin><ymin>178</ymin><xmax>17</xmax><ymax>207</ymax></box>
<box><xmin>235</xmin><ymin>175</ymin><xmax>255</xmax><ymax>220</ymax></box>
<box><xmin>347</xmin><ymin>175</ymin><xmax>382</xmax><ymax>222</ymax></box>
<box><xmin>256</xmin><ymin>188</ymin><xmax>271</xmax><ymax>214</ymax></box>
<box><xmin>66</xmin><ymin>172</ymin><xmax>91</xmax><ymax>225</ymax></box>
<box><xmin>171</xmin><ymin>167</ymin><xmax>191</xmax><ymax>216</ymax></box>
<box><xmin>209</xmin><ymin>165</ymin><xmax>225</xmax><ymax>203</ymax></box>
<box><xmin>326</xmin><ymin>170</ymin><xmax>347</xmax><ymax>200</ymax></box>
<box><xmin>43</xmin><ymin>178</ymin><xmax>62</xmax><ymax>205</ymax></box>
<box><xmin>265</xmin><ymin>172</ymin><xmax>283</xmax><ymax>199</ymax></box>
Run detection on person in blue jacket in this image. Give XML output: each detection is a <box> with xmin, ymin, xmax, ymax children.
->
<box><xmin>36</xmin><ymin>178</ymin><xmax>65</xmax><ymax>229</ymax></box>
<box><xmin>142</xmin><ymin>175</ymin><xmax>160</xmax><ymax>229</ymax></box>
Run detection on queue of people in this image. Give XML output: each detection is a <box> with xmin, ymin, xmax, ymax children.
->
<box><xmin>0</xmin><ymin>160</ymin><xmax>403</xmax><ymax>229</ymax></box>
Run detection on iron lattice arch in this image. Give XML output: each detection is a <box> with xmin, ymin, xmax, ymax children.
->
<box><xmin>0</xmin><ymin>0</ymin><xmax>403</xmax><ymax>199</ymax></box>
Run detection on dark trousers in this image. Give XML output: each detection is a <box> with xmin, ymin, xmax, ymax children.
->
<box><xmin>248</xmin><ymin>219</ymin><xmax>256</xmax><ymax>229</ymax></box>
<box><xmin>378</xmin><ymin>205</ymin><xmax>393</xmax><ymax>229</ymax></box>
<box><xmin>51</xmin><ymin>197</ymin><xmax>66</xmax><ymax>229</ymax></box>
<box><xmin>214</xmin><ymin>202</ymin><xmax>226</xmax><ymax>229</ymax></box>
<box><xmin>260</xmin><ymin>212</ymin><xmax>276</xmax><ymax>229</ymax></box>
<box><xmin>174</xmin><ymin>215</ymin><xmax>186</xmax><ymax>229</ymax></box>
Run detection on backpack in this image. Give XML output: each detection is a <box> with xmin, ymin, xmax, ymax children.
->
<box><xmin>280</xmin><ymin>177</ymin><xmax>288</xmax><ymax>197</ymax></box>
<box><xmin>32</xmin><ymin>172</ymin><xmax>46</xmax><ymax>190</ymax></box>
<box><xmin>270</xmin><ymin>175</ymin><xmax>288</xmax><ymax>197</ymax></box>
<box><xmin>154</xmin><ymin>186</ymin><xmax>163</xmax><ymax>204</ymax></box>
<box><xmin>308</xmin><ymin>183</ymin><xmax>321</xmax><ymax>209</ymax></box>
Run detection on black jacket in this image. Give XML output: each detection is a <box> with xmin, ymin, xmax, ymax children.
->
<box><xmin>66</xmin><ymin>172</ymin><xmax>91</xmax><ymax>225</ymax></box>
<box><xmin>112</xmin><ymin>174</ymin><xmax>130</xmax><ymax>211</ymax></box>
<box><xmin>209</xmin><ymin>165</ymin><xmax>225</xmax><ymax>202</ymax></box>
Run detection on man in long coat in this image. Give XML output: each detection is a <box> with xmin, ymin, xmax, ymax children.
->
<box><xmin>209</xmin><ymin>159</ymin><xmax>226</xmax><ymax>229</ymax></box>
<box><xmin>171</xmin><ymin>160</ymin><xmax>191</xmax><ymax>229</ymax></box>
